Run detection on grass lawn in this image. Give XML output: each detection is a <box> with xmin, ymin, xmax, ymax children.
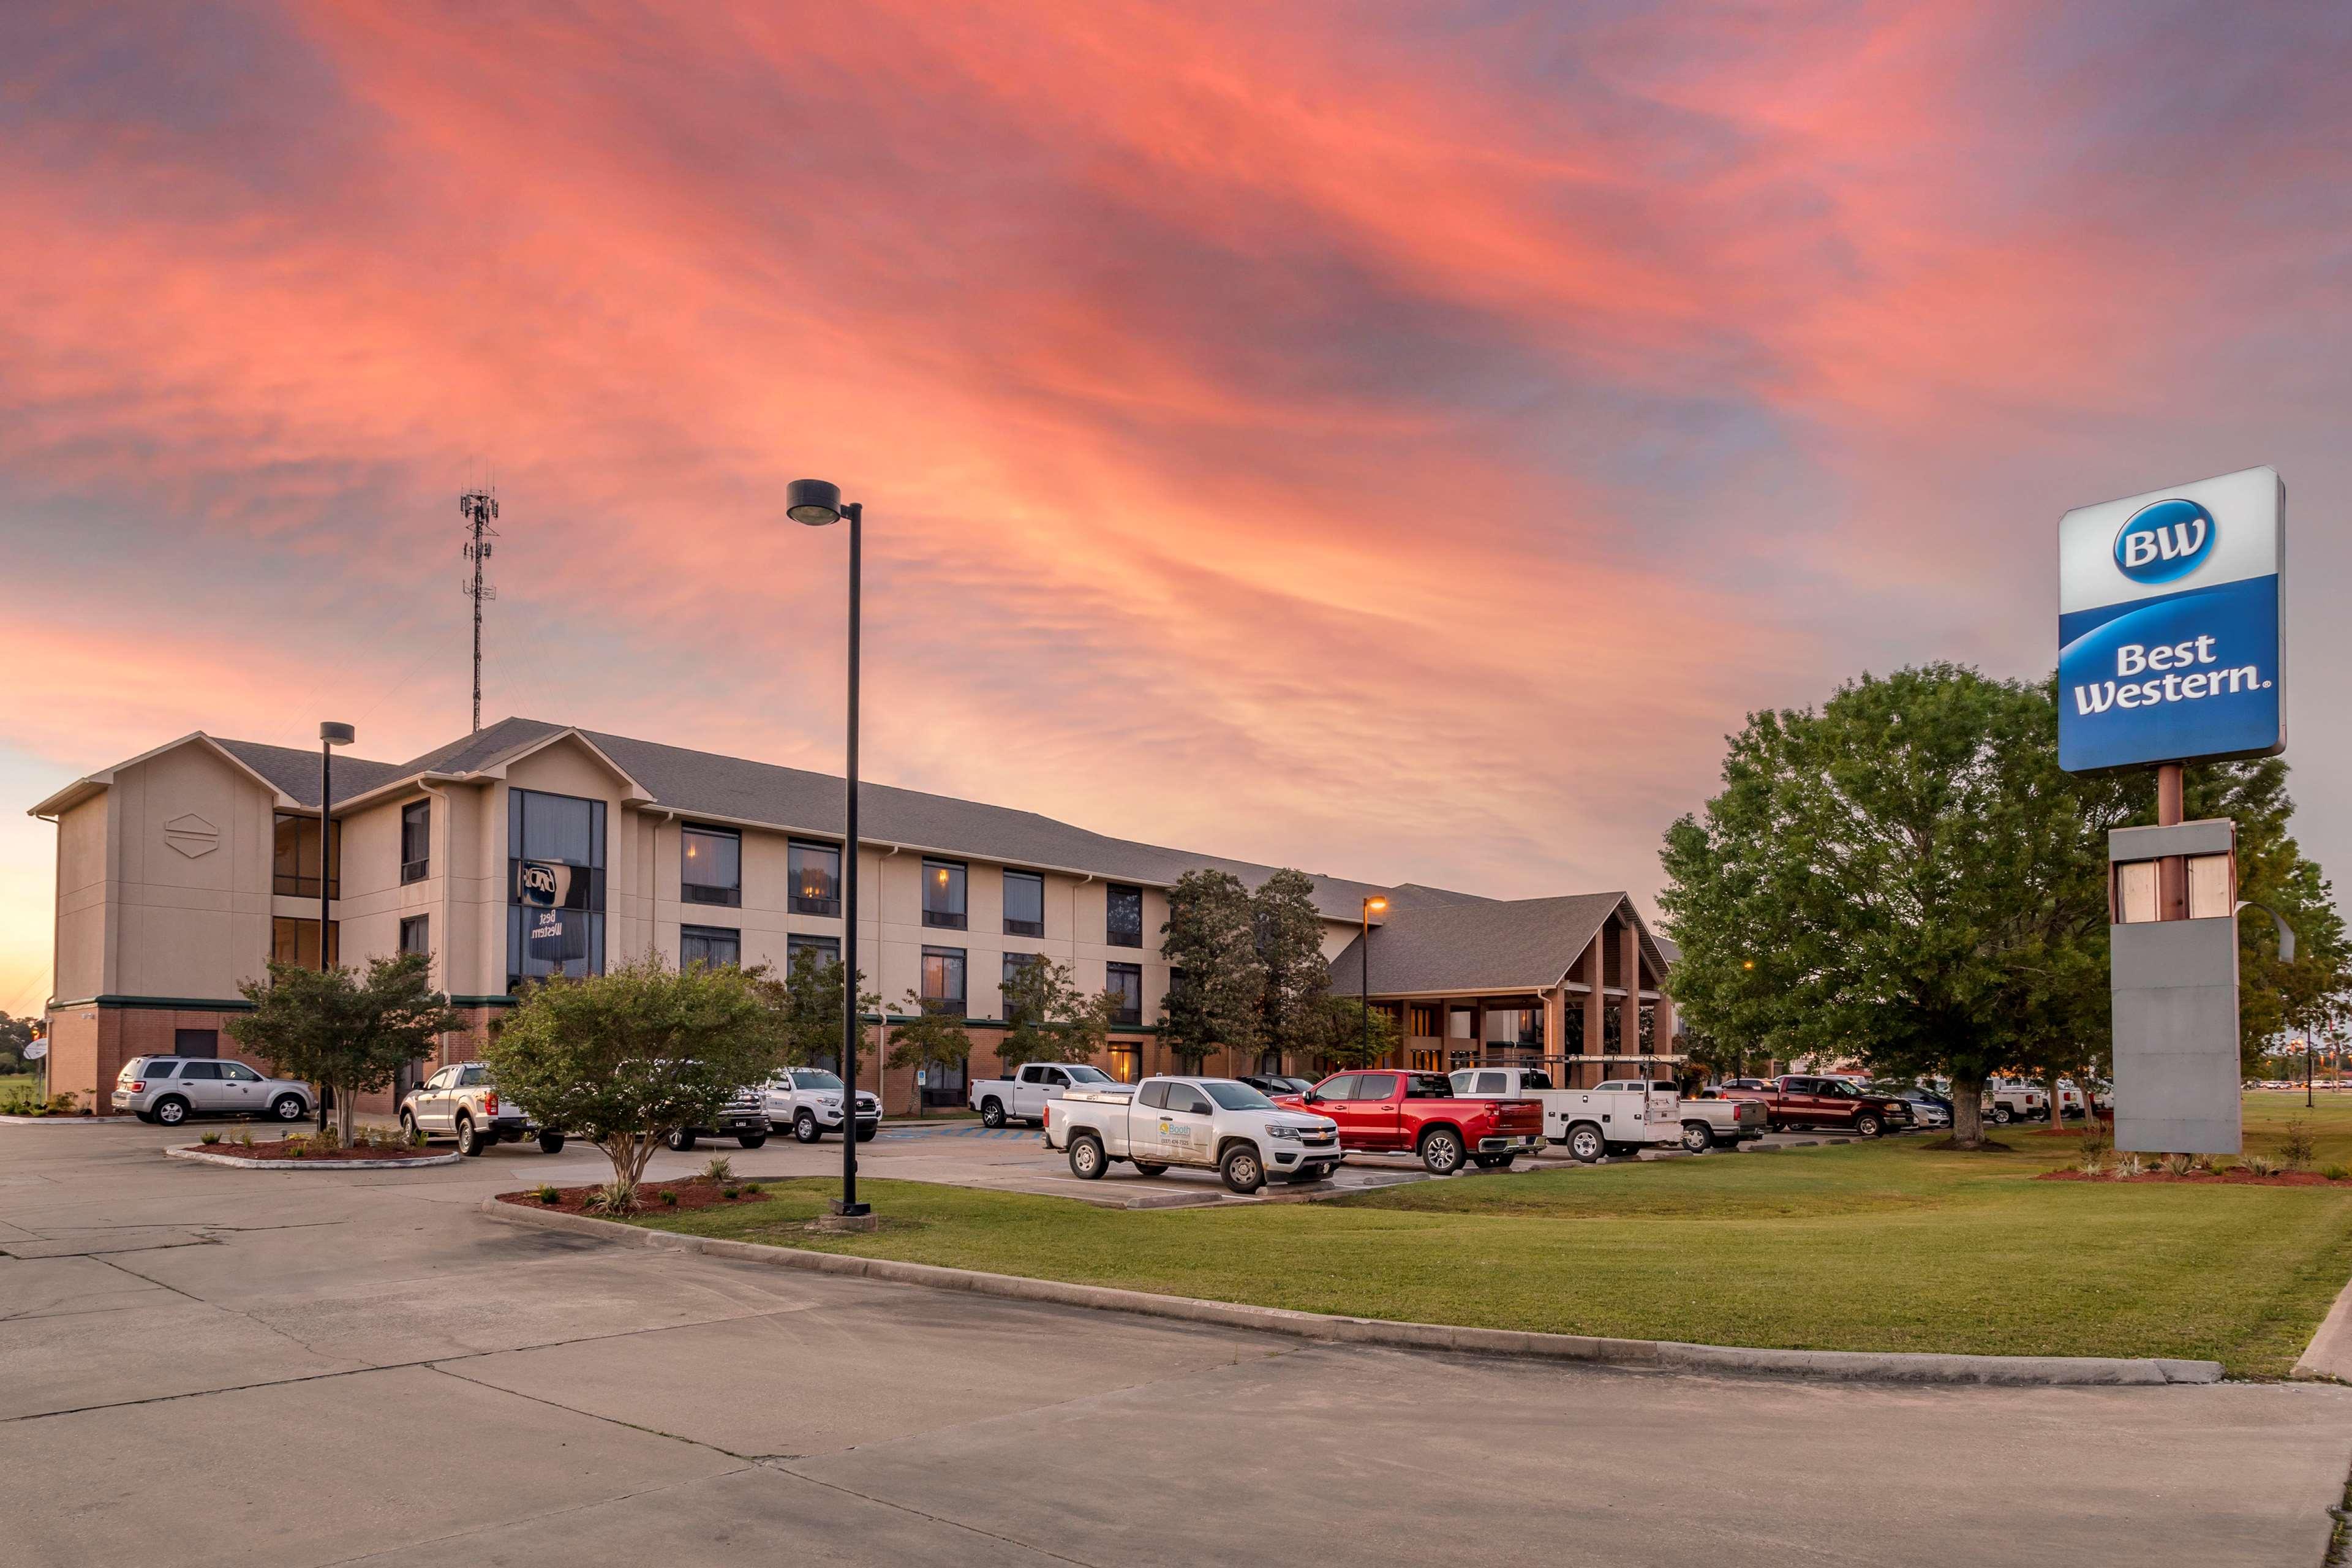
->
<box><xmin>627</xmin><ymin>1096</ymin><xmax>2352</xmax><ymax>1379</ymax></box>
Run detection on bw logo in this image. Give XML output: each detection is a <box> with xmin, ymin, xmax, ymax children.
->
<box><xmin>2114</xmin><ymin>498</ymin><xmax>2215</xmax><ymax>585</ymax></box>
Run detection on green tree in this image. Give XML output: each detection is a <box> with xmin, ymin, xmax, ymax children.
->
<box><xmin>1319</xmin><ymin>996</ymin><xmax>1400</xmax><ymax>1070</ymax></box>
<box><xmin>1253</xmin><ymin>869</ymin><xmax>1331</xmax><ymax>1071</ymax></box>
<box><xmin>0</xmin><ymin>1012</ymin><xmax>33</xmax><ymax>1071</ymax></box>
<box><xmin>884</xmin><ymin>988</ymin><xmax>972</xmax><ymax>1118</ymax></box>
<box><xmin>227</xmin><ymin>952</ymin><xmax>465</xmax><ymax>1144</ymax></box>
<box><xmin>1660</xmin><ymin>665</ymin><xmax>2116</xmax><ymax>1150</ymax></box>
<box><xmin>1159</xmin><ymin>869</ymin><xmax>1265</xmax><ymax>1070</ymax></box>
<box><xmin>997</xmin><ymin>956</ymin><xmax>1121</xmax><ymax>1068</ymax></box>
<box><xmin>754</xmin><ymin>948</ymin><xmax>878</xmax><ymax>1074</ymax></box>
<box><xmin>486</xmin><ymin>955</ymin><xmax>785</xmax><ymax>1201</ymax></box>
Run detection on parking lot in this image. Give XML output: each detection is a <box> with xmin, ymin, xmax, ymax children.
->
<box><xmin>6</xmin><ymin>1117</ymin><xmax>2351</xmax><ymax>1567</ymax></box>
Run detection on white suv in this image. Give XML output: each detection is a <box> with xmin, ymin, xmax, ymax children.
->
<box><xmin>113</xmin><ymin>1057</ymin><xmax>312</xmax><ymax>1126</ymax></box>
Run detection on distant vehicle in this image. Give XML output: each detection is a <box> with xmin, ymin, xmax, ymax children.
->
<box><xmin>1044</xmin><ymin>1076</ymin><xmax>1340</xmax><ymax>1193</ymax></box>
<box><xmin>1718</xmin><ymin>1077</ymin><xmax>1773</xmax><ymax>1093</ymax></box>
<box><xmin>113</xmin><ymin>1057</ymin><xmax>313</xmax><ymax>1127</ymax></box>
<box><xmin>1450</xmin><ymin>1068</ymin><xmax>1689</xmax><ymax>1160</ymax></box>
<box><xmin>1717</xmin><ymin>1076</ymin><xmax>1915</xmax><ymax>1137</ymax></box>
<box><xmin>1984</xmin><ymin>1080</ymin><xmax>2048</xmax><ymax>1123</ymax></box>
<box><xmin>663</xmin><ymin>1086</ymin><xmax>771</xmax><ymax>1152</ymax></box>
<box><xmin>970</xmin><ymin>1061</ymin><xmax>1121</xmax><ymax>1128</ymax></box>
<box><xmin>1280</xmin><ymin>1070</ymin><xmax>1544</xmax><ymax>1174</ymax></box>
<box><xmin>761</xmin><ymin>1068</ymin><xmax>879</xmax><ymax>1143</ymax></box>
<box><xmin>401</xmin><ymin>1062</ymin><xmax>563</xmax><ymax>1156</ymax></box>
<box><xmin>1237</xmin><ymin>1074</ymin><xmax>1315</xmax><ymax>1098</ymax></box>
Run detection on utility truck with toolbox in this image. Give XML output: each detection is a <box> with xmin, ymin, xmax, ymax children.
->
<box><xmin>1043</xmin><ymin>1076</ymin><xmax>1342</xmax><ymax>1193</ymax></box>
<box><xmin>1447</xmin><ymin>1068</ymin><xmax>1689</xmax><ymax>1161</ymax></box>
<box><xmin>970</xmin><ymin>1061</ymin><xmax>1122</xmax><ymax>1128</ymax></box>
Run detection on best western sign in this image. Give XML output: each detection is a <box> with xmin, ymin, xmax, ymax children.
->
<box><xmin>2057</xmin><ymin>466</ymin><xmax>2285</xmax><ymax>774</ymax></box>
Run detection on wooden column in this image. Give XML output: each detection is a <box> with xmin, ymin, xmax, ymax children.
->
<box><xmin>1619</xmin><ymin>918</ymin><xmax>1642</xmax><ymax>1063</ymax></box>
<box><xmin>1582</xmin><ymin>930</ymin><xmax>1605</xmax><ymax>1087</ymax></box>
<box><xmin>1542</xmin><ymin>986</ymin><xmax>1566</xmax><ymax>1068</ymax></box>
<box><xmin>1654</xmin><ymin>991</ymin><xmax>1676</xmax><ymax>1063</ymax></box>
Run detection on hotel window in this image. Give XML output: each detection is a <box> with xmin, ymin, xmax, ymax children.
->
<box><xmin>1483</xmin><ymin>1008</ymin><xmax>1539</xmax><ymax>1048</ymax></box>
<box><xmin>399</xmin><ymin>916</ymin><xmax>429</xmax><ymax>957</ymax></box>
<box><xmin>400</xmin><ymin>801</ymin><xmax>431</xmax><ymax>884</ymax></box>
<box><xmin>1109</xmin><ymin>1043</ymin><xmax>1141</xmax><ymax>1084</ymax></box>
<box><xmin>1106</xmin><ymin>884</ymin><xmax>1143</xmax><ymax>948</ymax></box>
<box><xmin>1003</xmin><ymin>870</ymin><xmax>1045</xmax><ymax>937</ymax></box>
<box><xmin>921</xmin><ymin>947</ymin><xmax>967</xmax><ymax>1014</ymax></box>
<box><xmin>681</xmin><ymin>824</ymin><xmax>741</xmax><ymax>907</ymax></box>
<box><xmin>271</xmin><ymin>917</ymin><xmax>340</xmax><ymax>968</ymax></box>
<box><xmin>680</xmin><ymin>924</ymin><xmax>741</xmax><ymax>970</ymax></box>
<box><xmin>505</xmin><ymin>788</ymin><xmax>606</xmax><ymax>991</ymax></box>
<box><xmin>273</xmin><ymin>813</ymin><xmax>341</xmax><ymax>899</ymax></box>
<box><xmin>1107</xmin><ymin>961</ymin><xmax>1143</xmax><ymax>1027</ymax></box>
<box><xmin>786</xmin><ymin>932</ymin><xmax>840</xmax><ymax>976</ymax></box>
<box><xmin>1002</xmin><ymin>952</ymin><xmax>1041</xmax><ymax>1022</ymax></box>
<box><xmin>922</xmin><ymin>859</ymin><xmax>967</xmax><ymax>930</ymax></box>
<box><xmin>789</xmin><ymin>840</ymin><xmax>841</xmax><ymax>916</ymax></box>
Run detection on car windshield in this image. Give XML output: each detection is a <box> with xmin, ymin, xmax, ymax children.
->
<box><xmin>791</xmin><ymin>1070</ymin><xmax>843</xmax><ymax>1091</ymax></box>
<box><xmin>1065</xmin><ymin>1065</ymin><xmax>1114</xmax><ymax>1084</ymax></box>
<box><xmin>1201</xmin><ymin>1080</ymin><xmax>1275</xmax><ymax>1111</ymax></box>
<box><xmin>1517</xmin><ymin>1069</ymin><xmax>1556</xmax><ymax>1090</ymax></box>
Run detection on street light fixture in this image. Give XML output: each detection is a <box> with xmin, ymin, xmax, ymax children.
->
<box><xmin>317</xmin><ymin>722</ymin><xmax>353</xmax><ymax>1132</ymax></box>
<box><xmin>786</xmin><ymin>479</ymin><xmax>870</xmax><ymax>1219</ymax></box>
<box><xmin>1361</xmin><ymin>896</ymin><xmax>1387</xmax><ymax>1067</ymax></box>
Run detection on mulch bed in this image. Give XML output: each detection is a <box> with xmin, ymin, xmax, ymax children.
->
<box><xmin>188</xmin><ymin>1140</ymin><xmax>447</xmax><ymax>1163</ymax></box>
<box><xmin>2038</xmin><ymin>1168</ymin><xmax>2342</xmax><ymax>1187</ymax></box>
<box><xmin>497</xmin><ymin>1175</ymin><xmax>777</xmax><ymax>1216</ymax></box>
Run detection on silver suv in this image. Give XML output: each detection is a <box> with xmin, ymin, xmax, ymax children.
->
<box><xmin>399</xmin><ymin>1063</ymin><xmax>563</xmax><ymax>1157</ymax></box>
<box><xmin>114</xmin><ymin>1057</ymin><xmax>313</xmax><ymax>1126</ymax></box>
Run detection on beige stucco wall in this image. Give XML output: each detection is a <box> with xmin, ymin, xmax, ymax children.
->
<box><xmin>52</xmin><ymin>794</ymin><xmax>110</xmax><ymax>1002</ymax></box>
<box><xmin>107</xmin><ymin>742</ymin><xmax>278</xmax><ymax>1001</ymax></box>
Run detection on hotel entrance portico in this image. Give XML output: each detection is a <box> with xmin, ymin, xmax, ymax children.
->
<box><xmin>1325</xmin><ymin>891</ymin><xmax>1679</xmax><ymax>1089</ymax></box>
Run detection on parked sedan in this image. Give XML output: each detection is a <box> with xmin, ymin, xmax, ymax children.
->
<box><xmin>113</xmin><ymin>1056</ymin><xmax>312</xmax><ymax>1126</ymax></box>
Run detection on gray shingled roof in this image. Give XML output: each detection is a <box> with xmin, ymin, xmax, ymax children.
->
<box><xmin>1326</xmin><ymin>892</ymin><xmax>1660</xmax><ymax>996</ymax></box>
<box><xmin>215</xmin><ymin>739</ymin><xmax>411</xmax><ymax>808</ymax></box>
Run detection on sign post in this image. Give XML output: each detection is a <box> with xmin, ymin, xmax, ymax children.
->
<box><xmin>2059</xmin><ymin>466</ymin><xmax>2285</xmax><ymax>1155</ymax></box>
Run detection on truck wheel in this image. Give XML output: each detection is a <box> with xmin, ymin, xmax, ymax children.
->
<box><xmin>1566</xmin><ymin>1123</ymin><xmax>1604</xmax><ymax>1164</ymax></box>
<box><xmin>272</xmin><ymin>1095</ymin><xmax>307</xmax><ymax>1122</ymax></box>
<box><xmin>793</xmin><ymin>1110</ymin><xmax>823</xmax><ymax>1144</ymax></box>
<box><xmin>666</xmin><ymin>1126</ymin><xmax>696</xmax><ymax>1153</ymax></box>
<box><xmin>1132</xmin><ymin>1161</ymin><xmax>1170</xmax><ymax>1176</ymax></box>
<box><xmin>1991</xmin><ymin>1105</ymin><xmax>2013</xmax><ymax>1124</ymax></box>
<box><xmin>1220</xmin><ymin>1145</ymin><xmax>1265</xmax><ymax>1194</ymax></box>
<box><xmin>737</xmin><ymin>1133</ymin><xmax>767</xmax><ymax>1150</ymax></box>
<box><xmin>399</xmin><ymin>1110</ymin><xmax>421</xmax><ymax>1143</ymax></box>
<box><xmin>537</xmin><ymin>1132</ymin><xmax>566</xmax><ymax>1154</ymax></box>
<box><xmin>1068</xmin><ymin>1135</ymin><xmax>1107</xmax><ymax>1180</ymax></box>
<box><xmin>979</xmin><ymin>1098</ymin><xmax>1006</xmax><ymax>1129</ymax></box>
<box><xmin>1854</xmin><ymin>1113</ymin><xmax>1883</xmax><ymax>1138</ymax></box>
<box><xmin>1417</xmin><ymin>1127</ymin><xmax>1464</xmax><ymax>1177</ymax></box>
<box><xmin>1681</xmin><ymin>1121</ymin><xmax>1713</xmax><ymax>1154</ymax></box>
<box><xmin>153</xmin><ymin>1096</ymin><xmax>189</xmax><ymax>1127</ymax></box>
<box><xmin>456</xmin><ymin>1116</ymin><xmax>489</xmax><ymax>1156</ymax></box>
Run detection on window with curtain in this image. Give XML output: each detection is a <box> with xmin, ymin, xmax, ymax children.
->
<box><xmin>789</xmin><ymin>840</ymin><xmax>840</xmax><ymax>916</ymax></box>
<box><xmin>1107</xmin><ymin>961</ymin><xmax>1142</xmax><ymax>1026</ymax></box>
<box><xmin>922</xmin><ymin>860</ymin><xmax>967</xmax><ymax>929</ymax></box>
<box><xmin>1003</xmin><ymin>870</ymin><xmax>1045</xmax><ymax>937</ymax></box>
<box><xmin>680</xmin><ymin>925</ymin><xmax>741</xmax><ymax>970</ymax></box>
<box><xmin>400</xmin><ymin>800</ymin><xmax>431</xmax><ymax>884</ymax></box>
<box><xmin>1106</xmin><ymin>884</ymin><xmax>1143</xmax><ymax>948</ymax></box>
<box><xmin>921</xmin><ymin>947</ymin><xmax>967</xmax><ymax>1012</ymax></box>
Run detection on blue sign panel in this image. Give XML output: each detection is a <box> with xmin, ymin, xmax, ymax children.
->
<box><xmin>2057</xmin><ymin>467</ymin><xmax>2284</xmax><ymax>774</ymax></box>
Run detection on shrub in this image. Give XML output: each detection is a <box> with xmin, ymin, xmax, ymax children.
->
<box><xmin>701</xmin><ymin>1155</ymin><xmax>734</xmax><ymax>1183</ymax></box>
<box><xmin>722</xmin><ymin>1186</ymin><xmax>741</xmax><ymax>1200</ymax></box>
<box><xmin>2160</xmin><ymin>1153</ymin><xmax>2193</xmax><ymax>1177</ymax></box>
<box><xmin>282</xmin><ymin>1134</ymin><xmax>309</xmax><ymax>1156</ymax></box>
<box><xmin>743</xmin><ymin>1182</ymin><xmax>763</xmax><ymax>1195</ymax></box>
<box><xmin>200</xmin><ymin>1129</ymin><xmax>222</xmax><ymax>1145</ymax></box>
<box><xmin>658</xmin><ymin>1189</ymin><xmax>679</xmax><ymax>1207</ymax></box>
<box><xmin>2109</xmin><ymin>1153</ymin><xmax>2143</xmax><ymax>1179</ymax></box>
<box><xmin>2281</xmin><ymin>1120</ymin><xmax>2317</xmax><ymax>1172</ymax></box>
<box><xmin>2240</xmin><ymin>1153</ymin><xmax>2282</xmax><ymax>1177</ymax></box>
<box><xmin>2073</xmin><ymin>1148</ymin><xmax>2109</xmax><ymax>1175</ymax></box>
<box><xmin>535</xmin><ymin>1183</ymin><xmax>560</xmax><ymax>1205</ymax></box>
<box><xmin>236</xmin><ymin>1129</ymin><xmax>255</xmax><ymax>1148</ymax></box>
<box><xmin>2324</xmin><ymin>1165</ymin><xmax>2350</xmax><ymax>1182</ymax></box>
<box><xmin>585</xmin><ymin>1178</ymin><xmax>638</xmax><ymax>1215</ymax></box>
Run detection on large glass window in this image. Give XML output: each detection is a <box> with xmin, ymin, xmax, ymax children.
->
<box><xmin>399</xmin><ymin>800</ymin><xmax>431</xmax><ymax>884</ymax></box>
<box><xmin>273</xmin><ymin>813</ymin><xmax>341</xmax><ymax>899</ymax></box>
<box><xmin>1002</xmin><ymin>952</ymin><xmax>1043</xmax><ymax>1022</ymax></box>
<box><xmin>921</xmin><ymin>947</ymin><xmax>967</xmax><ymax>1013</ymax></box>
<box><xmin>787</xmin><ymin>932</ymin><xmax>840</xmax><ymax>973</ymax></box>
<box><xmin>1483</xmin><ymin>1008</ymin><xmax>1539</xmax><ymax>1048</ymax></box>
<box><xmin>399</xmin><ymin>916</ymin><xmax>429</xmax><ymax>957</ymax></box>
<box><xmin>1107</xmin><ymin>960</ymin><xmax>1142</xmax><ymax>1026</ymax></box>
<box><xmin>1106</xmin><ymin>884</ymin><xmax>1143</xmax><ymax>948</ymax></box>
<box><xmin>680</xmin><ymin>925</ymin><xmax>741</xmax><ymax>970</ymax></box>
<box><xmin>272</xmin><ymin>917</ymin><xmax>340</xmax><ymax>968</ymax></box>
<box><xmin>681</xmin><ymin>824</ymin><xmax>741</xmax><ymax>907</ymax></box>
<box><xmin>507</xmin><ymin>788</ymin><xmax>606</xmax><ymax>990</ymax></box>
<box><xmin>789</xmin><ymin>840</ymin><xmax>840</xmax><ymax>916</ymax></box>
<box><xmin>1003</xmin><ymin>870</ymin><xmax>1045</xmax><ymax>937</ymax></box>
<box><xmin>922</xmin><ymin>859</ymin><xmax>967</xmax><ymax>930</ymax></box>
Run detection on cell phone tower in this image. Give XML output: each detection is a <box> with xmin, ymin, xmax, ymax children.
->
<box><xmin>459</xmin><ymin>485</ymin><xmax>500</xmax><ymax>733</ymax></box>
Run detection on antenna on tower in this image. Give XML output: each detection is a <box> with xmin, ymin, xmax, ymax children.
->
<box><xmin>459</xmin><ymin>484</ymin><xmax>500</xmax><ymax>733</ymax></box>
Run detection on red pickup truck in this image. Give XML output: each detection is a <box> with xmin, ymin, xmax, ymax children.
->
<box><xmin>1717</xmin><ymin>1075</ymin><xmax>1914</xmax><ymax>1137</ymax></box>
<box><xmin>1275</xmin><ymin>1070</ymin><xmax>1544</xmax><ymax>1175</ymax></box>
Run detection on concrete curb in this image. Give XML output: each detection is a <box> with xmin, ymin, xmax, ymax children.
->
<box><xmin>0</xmin><ymin>1115</ymin><xmax>117</xmax><ymax>1126</ymax></box>
<box><xmin>2291</xmin><ymin>1270</ymin><xmax>2352</xmax><ymax>1382</ymax></box>
<box><xmin>477</xmin><ymin>1197</ymin><xmax>2224</xmax><ymax>1387</ymax></box>
<box><xmin>170</xmin><ymin>1145</ymin><xmax>462</xmax><ymax>1172</ymax></box>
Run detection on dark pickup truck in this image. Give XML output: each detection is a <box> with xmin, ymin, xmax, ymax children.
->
<box><xmin>1275</xmin><ymin>1070</ymin><xmax>1544</xmax><ymax>1175</ymax></box>
<box><xmin>1717</xmin><ymin>1075</ymin><xmax>1914</xmax><ymax>1137</ymax></box>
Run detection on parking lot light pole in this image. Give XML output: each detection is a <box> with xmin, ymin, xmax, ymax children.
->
<box><xmin>317</xmin><ymin>722</ymin><xmax>353</xmax><ymax>1132</ymax></box>
<box><xmin>786</xmin><ymin>480</ymin><xmax>870</xmax><ymax>1219</ymax></box>
<box><xmin>1361</xmin><ymin>896</ymin><xmax>1387</xmax><ymax>1066</ymax></box>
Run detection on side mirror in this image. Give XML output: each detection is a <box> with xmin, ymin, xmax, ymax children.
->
<box><xmin>1302</xmin><ymin>1090</ymin><xmax>1320</xmax><ymax>1104</ymax></box>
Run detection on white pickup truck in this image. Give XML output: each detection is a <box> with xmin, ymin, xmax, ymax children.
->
<box><xmin>970</xmin><ymin>1061</ymin><xmax>1123</xmax><ymax>1128</ymax></box>
<box><xmin>1447</xmin><ymin>1067</ymin><xmax>1686</xmax><ymax>1161</ymax></box>
<box><xmin>1043</xmin><ymin>1076</ymin><xmax>1343</xmax><ymax>1193</ymax></box>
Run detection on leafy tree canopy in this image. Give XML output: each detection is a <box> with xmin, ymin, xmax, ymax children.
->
<box><xmin>1159</xmin><ymin>869</ymin><xmax>1265</xmax><ymax>1068</ymax></box>
<box><xmin>1253</xmin><ymin>868</ymin><xmax>1332</xmax><ymax>1064</ymax></box>
<box><xmin>752</xmin><ymin>947</ymin><xmax>878</xmax><ymax>1072</ymax></box>
<box><xmin>997</xmin><ymin>956</ymin><xmax>1122</xmax><ymax>1068</ymax></box>
<box><xmin>1318</xmin><ymin>997</ymin><xmax>1400</xmax><ymax>1071</ymax></box>
<box><xmin>227</xmin><ymin>953</ymin><xmax>464</xmax><ymax>1142</ymax></box>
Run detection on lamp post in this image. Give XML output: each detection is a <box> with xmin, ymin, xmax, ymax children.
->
<box><xmin>317</xmin><ymin>722</ymin><xmax>353</xmax><ymax>1132</ymax></box>
<box><xmin>786</xmin><ymin>480</ymin><xmax>870</xmax><ymax>1219</ymax></box>
<box><xmin>1361</xmin><ymin>896</ymin><xmax>1387</xmax><ymax>1066</ymax></box>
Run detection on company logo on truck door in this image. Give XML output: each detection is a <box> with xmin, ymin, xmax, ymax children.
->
<box><xmin>2113</xmin><ymin>498</ymin><xmax>2215</xmax><ymax>584</ymax></box>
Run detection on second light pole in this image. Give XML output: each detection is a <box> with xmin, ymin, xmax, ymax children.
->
<box><xmin>1360</xmin><ymin>895</ymin><xmax>1387</xmax><ymax>1065</ymax></box>
<box><xmin>317</xmin><ymin>722</ymin><xmax>354</xmax><ymax>1132</ymax></box>
<box><xmin>786</xmin><ymin>479</ymin><xmax>870</xmax><ymax>1219</ymax></box>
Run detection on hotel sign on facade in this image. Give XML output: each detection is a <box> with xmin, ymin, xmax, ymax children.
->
<box><xmin>2057</xmin><ymin>466</ymin><xmax>2286</xmax><ymax>774</ymax></box>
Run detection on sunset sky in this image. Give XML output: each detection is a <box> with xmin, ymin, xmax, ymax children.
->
<box><xmin>5</xmin><ymin>2</ymin><xmax>2350</xmax><ymax>1017</ymax></box>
